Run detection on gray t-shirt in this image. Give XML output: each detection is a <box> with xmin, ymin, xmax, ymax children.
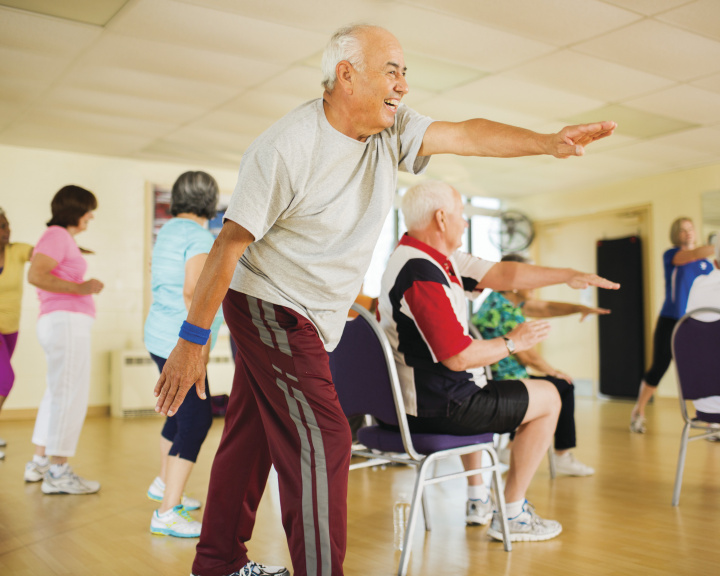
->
<box><xmin>223</xmin><ymin>98</ymin><xmax>433</xmax><ymax>350</ymax></box>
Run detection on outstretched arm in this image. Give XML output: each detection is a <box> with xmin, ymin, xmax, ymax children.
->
<box><xmin>154</xmin><ymin>220</ymin><xmax>254</xmax><ymax>416</ymax></box>
<box><xmin>418</xmin><ymin>119</ymin><xmax>617</xmax><ymax>158</ymax></box>
<box><xmin>522</xmin><ymin>299</ymin><xmax>610</xmax><ymax>321</ymax></box>
<box><xmin>672</xmin><ymin>245</ymin><xmax>715</xmax><ymax>266</ymax></box>
<box><xmin>515</xmin><ymin>348</ymin><xmax>572</xmax><ymax>384</ymax></box>
<box><xmin>479</xmin><ymin>261</ymin><xmax>620</xmax><ymax>293</ymax></box>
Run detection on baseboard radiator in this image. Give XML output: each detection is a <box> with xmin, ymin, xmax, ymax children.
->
<box><xmin>110</xmin><ymin>349</ymin><xmax>235</xmax><ymax>417</ymax></box>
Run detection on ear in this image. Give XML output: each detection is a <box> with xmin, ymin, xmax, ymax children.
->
<box><xmin>434</xmin><ymin>209</ymin><xmax>446</xmax><ymax>231</ymax></box>
<box><xmin>335</xmin><ymin>61</ymin><xmax>355</xmax><ymax>94</ymax></box>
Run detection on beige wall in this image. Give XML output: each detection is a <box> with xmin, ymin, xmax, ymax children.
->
<box><xmin>1</xmin><ymin>144</ymin><xmax>239</xmax><ymax>412</ymax></box>
<box><xmin>511</xmin><ymin>163</ymin><xmax>720</xmax><ymax>397</ymax></box>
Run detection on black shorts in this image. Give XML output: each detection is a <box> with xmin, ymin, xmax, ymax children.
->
<box><xmin>406</xmin><ymin>379</ymin><xmax>529</xmax><ymax>436</ymax></box>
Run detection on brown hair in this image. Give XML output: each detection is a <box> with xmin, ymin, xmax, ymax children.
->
<box><xmin>47</xmin><ymin>185</ymin><xmax>97</xmax><ymax>228</ymax></box>
<box><xmin>669</xmin><ymin>217</ymin><xmax>692</xmax><ymax>246</ymax></box>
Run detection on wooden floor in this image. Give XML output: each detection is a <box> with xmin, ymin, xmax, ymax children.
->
<box><xmin>0</xmin><ymin>396</ymin><xmax>718</xmax><ymax>575</ymax></box>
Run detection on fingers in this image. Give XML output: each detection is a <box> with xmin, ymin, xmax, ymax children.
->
<box><xmin>154</xmin><ymin>371</ymin><xmax>167</xmax><ymax>397</ymax></box>
<box><xmin>166</xmin><ymin>387</ymin><xmax>188</xmax><ymax>418</ymax></box>
<box><xmin>194</xmin><ymin>371</ymin><xmax>207</xmax><ymax>401</ymax></box>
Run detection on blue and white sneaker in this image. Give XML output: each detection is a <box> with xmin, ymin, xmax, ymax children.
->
<box><xmin>486</xmin><ymin>500</ymin><xmax>562</xmax><ymax>542</ymax></box>
<box><xmin>191</xmin><ymin>560</ymin><xmax>290</xmax><ymax>576</ymax></box>
<box><xmin>147</xmin><ymin>476</ymin><xmax>201</xmax><ymax>511</ymax></box>
<box><xmin>150</xmin><ymin>505</ymin><xmax>201</xmax><ymax>538</ymax></box>
<box><xmin>466</xmin><ymin>497</ymin><xmax>493</xmax><ymax>525</ymax></box>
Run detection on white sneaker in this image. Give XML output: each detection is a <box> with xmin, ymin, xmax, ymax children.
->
<box><xmin>41</xmin><ymin>465</ymin><xmax>100</xmax><ymax>495</ymax></box>
<box><xmin>147</xmin><ymin>476</ymin><xmax>201</xmax><ymax>511</ymax></box>
<box><xmin>487</xmin><ymin>500</ymin><xmax>562</xmax><ymax>542</ymax></box>
<box><xmin>151</xmin><ymin>505</ymin><xmax>201</xmax><ymax>538</ymax></box>
<box><xmin>24</xmin><ymin>460</ymin><xmax>50</xmax><ymax>482</ymax></box>
<box><xmin>466</xmin><ymin>497</ymin><xmax>493</xmax><ymax>525</ymax></box>
<box><xmin>0</xmin><ymin>450</ymin><xmax>4</xmax><ymax>460</ymax></box>
<box><xmin>0</xmin><ymin>437</ymin><xmax>7</xmax><ymax>447</ymax></box>
<box><xmin>553</xmin><ymin>452</ymin><xmax>594</xmax><ymax>476</ymax></box>
<box><xmin>630</xmin><ymin>414</ymin><xmax>646</xmax><ymax>434</ymax></box>
<box><xmin>191</xmin><ymin>560</ymin><xmax>290</xmax><ymax>576</ymax></box>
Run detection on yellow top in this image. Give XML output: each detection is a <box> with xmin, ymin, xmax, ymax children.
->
<box><xmin>0</xmin><ymin>242</ymin><xmax>33</xmax><ymax>334</ymax></box>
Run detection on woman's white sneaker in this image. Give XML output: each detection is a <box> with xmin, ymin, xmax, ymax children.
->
<box><xmin>487</xmin><ymin>500</ymin><xmax>562</xmax><ymax>542</ymax></box>
<box><xmin>147</xmin><ymin>476</ymin><xmax>201</xmax><ymax>511</ymax></box>
<box><xmin>553</xmin><ymin>452</ymin><xmax>595</xmax><ymax>476</ymax></box>
<box><xmin>150</xmin><ymin>505</ymin><xmax>202</xmax><ymax>538</ymax></box>
<box><xmin>24</xmin><ymin>460</ymin><xmax>51</xmax><ymax>482</ymax></box>
<box><xmin>41</xmin><ymin>464</ymin><xmax>100</xmax><ymax>494</ymax></box>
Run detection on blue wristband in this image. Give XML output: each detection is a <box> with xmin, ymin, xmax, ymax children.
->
<box><xmin>179</xmin><ymin>320</ymin><xmax>211</xmax><ymax>345</ymax></box>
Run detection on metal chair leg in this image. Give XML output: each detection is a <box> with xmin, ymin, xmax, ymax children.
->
<box><xmin>397</xmin><ymin>459</ymin><xmax>432</xmax><ymax>576</ymax></box>
<box><xmin>548</xmin><ymin>445</ymin><xmax>556</xmax><ymax>479</ymax></box>
<box><xmin>490</xmin><ymin>448</ymin><xmax>512</xmax><ymax>552</ymax></box>
<box><xmin>672</xmin><ymin>422</ymin><xmax>691</xmax><ymax>506</ymax></box>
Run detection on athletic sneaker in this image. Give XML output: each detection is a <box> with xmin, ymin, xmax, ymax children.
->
<box><xmin>190</xmin><ymin>560</ymin><xmax>290</xmax><ymax>576</ymax></box>
<box><xmin>150</xmin><ymin>505</ymin><xmax>201</xmax><ymax>538</ymax></box>
<box><xmin>41</xmin><ymin>465</ymin><xmax>100</xmax><ymax>495</ymax></box>
<box><xmin>147</xmin><ymin>476</ymin><xmax>201</xmax><ymax>511</ymax></box>
<box><xmin>630</xmin><ymin>414</ymin><xmax>646</xmax><ymax>434</ymax></box>
<box><xmin>0</xmin><ymin>450</ymin><xmax>4</xmax><ymax>460</ymax></box>
<box><xmin>466</xmin><ymin>497</ymin><xmax>493</xmax><ymax>525</ymax></box>
<box><xmin>24</xmin><ymin>460</ymin><xmax>50</xmax><ymax>482</ymax></box>
<box><xmin>0</xmin><ymin>437</ymin><xmax>6</xmax><ymax>447</ymax></box>
<box><xmin>487</xmin><ymin>500</ymin><xmax>562</xmax><ymax>542</ymax></box>
<box><xmin>553</xmin><ymin>452</ymin><xmax>595</xmax><ymax>476</ymax></box>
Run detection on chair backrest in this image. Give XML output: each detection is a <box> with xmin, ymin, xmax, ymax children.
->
<box><xmin>328</xmin><ymin>304</ymin><xmax>404</xmax><ymax>426</ymax></box>
<box><xmin>672</xmin><ymin>307</ymin><xmax>720</xmax><ymax>401</ymax></box>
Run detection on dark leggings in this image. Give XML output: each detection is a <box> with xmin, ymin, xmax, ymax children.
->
<box><xmin>643</xmin><ymin>316</ymin><xmax>678</xmax><ymax>387</ymax></box>
<box><xmin>509</xmin><ymin>375</ymin><xmax>576</xmax><ymax>451</ymax></box>
<box><xmin>150</xmin><ymin>352</ymin><xmax>213</xmax><ymax>463</ymax></box>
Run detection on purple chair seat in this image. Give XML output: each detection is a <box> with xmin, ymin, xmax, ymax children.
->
<box><xmin>358</xmin><ymin>426</ymin><xmax>494</xmax><ymax>455</ymax></box>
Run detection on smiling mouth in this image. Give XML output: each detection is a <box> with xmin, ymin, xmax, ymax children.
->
<box><xmin>384</xmin><ymin>98</ymin><xmax>400</xmax><ymax>111</ymax></box>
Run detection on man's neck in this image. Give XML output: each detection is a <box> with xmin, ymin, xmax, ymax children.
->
<box><xmin>407</xmin><ymin>230</ymin><xmax>451</xmax><ymax>257</ymax></box>
<box><xmin>322</xmin><ymin>93</ymin><xmax>371</xmax><ymax>142</ymax></box>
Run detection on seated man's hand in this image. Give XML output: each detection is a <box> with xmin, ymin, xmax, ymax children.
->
<box><xmin>507</xmin><ymin>320</ymin><xmax>551</xmax><ymax>352</ymax></box>
<box><xmin>566</xmin><ymin>272</ymin><xmax>620</xmax><ymax>291</ymax></box>
<box><xmin>154</xmin><ymin>340</ymin><xmax>207</xmax><ymax>417</ymax></box>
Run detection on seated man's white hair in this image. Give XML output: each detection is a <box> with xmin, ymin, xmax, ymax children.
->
<box><xmin>321</xmin><ymin>24</ymin><xmax>378</xmax><ymax>91</ymax></box>
<box><xmin>714</xmin><ymin>234</ymin><xmax>720</xmax><ymax>263</ymax></box>
<box><xmin>401</xmin><ymin>180</ymin><xmax>456</xmax><ymax>231</ymax></box>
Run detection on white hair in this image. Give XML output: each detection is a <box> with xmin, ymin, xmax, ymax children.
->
<box><xmin>321</xmin><ymin>24</ymin><xmax>377</xmax><ymax>91</ymax></box>
<box><xmin>0</xmin><ymin>206</ymin><xmax>5</xmax><ymax>218</ymax></box>
<box><xmin>714</xmin><ymin>233</ymin><xmax>720</xmax><ymax>263</ymax></box>
<box><xmin>401</xmin><ymin>180</ymin><xmax>456</xmax><ymax>231</ymax></box>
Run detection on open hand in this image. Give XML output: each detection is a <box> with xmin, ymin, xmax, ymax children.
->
<box><xmin>154</xmin><ymin>340</ymin><xmax>206</xmax><ymax>416</ymax></box>
<box><xmin>550</xmin><ymin>121</ymin><xmax>617</xmax><ymax>158</ymax></box>
<box><xmin>507</xmin><ymin>320</ymin><xmax>551</xmax><ymax>352</ymax></box>
<box><xmin>566</xmin><ymin>273</ymin><xmax>620</xmax><ymax>291</ymax></box>
<box><xmin>579</xmin><ymin>306</ymin><xmax>611</xmax><ymax>322</ymax></box>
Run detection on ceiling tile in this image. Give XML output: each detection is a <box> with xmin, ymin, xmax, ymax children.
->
<box><xmin>108</xmin><ymin>0</ymin><xmax>328</xmax><ymax>64</ymax></box>
<box><xmin>0</xmin><ymin>0</ymin><xmax>129</xmax><ymax>26</ymax></box>
<box><xmin>658</xmin><ymin>0</ymin><xmax>720</xmax><ymax>41</ymax></box>
<box><xmin>414</xmin><ymin>95</ymin><xmax>547</xmax><ymax>127</ymax></box>
<box><xmin>602</xmin><ymin>139</ymin><xmax>718</xmax><ymax>169</ymax></box>
<box><xmin>600</xmin><ymin>0</ymin><xmax>693</xmax><ymax>16</ymax></box>
<box><xmin>444</xmin><ymin>76</ymin><xmax>604</xmax><ymax>119</ymax></box>
<box><xmin>62</xmin><ymin>65</ymin><xmax>239</xmax><ymax>108</ymax></box>
<box><xmin>221</xmin><ymin>91</ymin><xmax>310</xmax><ymax>120</ymax></box>
<box><xmin>564</xmin><ymin>104</ymin><xmax>698</xmax><ymax>139</ymax></box>
<box><xmin>386</xmin><ymin>5</ymin><xmax>556</xmax><ymax>72</ymax></box>
<box><xmin>0</xmin><ymin>6</ymin><xmax>101</xmax><ymax>55</ymax></box>
<box><xmin>507</xmin><ymin>50</ymin><xmax>675</xmax><ymax>102</ymax></box>
<box><xmin>574</xmin><ymin>19</ymin><xmax>720</xmax><ymax>81</ymax></box>
<box><xmin>692</xmin><ymin>72</ymin><xmax>720</xmax><ymax>94</ymax></box>
<box><xmin>184</xmin><ymin>111</ymin><xmax>276</xmax><ymax>138</ymax></box>
<box><xmin>403</xmin><ymin>52</ymin><xmax>488</xmax><ymax>93</ymax></box>
<box><xmin>404</xmin><ymin>0</ymin><xmax>640</xmax><ymax>46</ymax></box>
<box><xmin>79</xmin><ymin>33</ymin><xmax>284</xmax><ymax>90</ymax></box>
<box><xmin>653</xmin><ymin>126</ymin><xmax>720</xmax><ymax>154</ymax></box>
<box><xmin>255</xmin><ymin>65</ymin><xmax>325</xmax><ymax>102</ymax></box>
<box><xmin>624</xmin><ymin>84</ymin><xmax>720</xmax><ymax>125</ymax></box>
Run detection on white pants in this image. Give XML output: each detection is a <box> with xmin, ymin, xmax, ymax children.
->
<box><xmin>32</xmin><ymin>311</ymin><xmax>94</xmax><ymax>457</ymax></box>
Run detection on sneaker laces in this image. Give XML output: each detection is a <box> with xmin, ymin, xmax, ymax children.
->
<box><xmin>176</xmin><ymin>506</ymin><xmax>194</xmax><ymax>522</ymax></box>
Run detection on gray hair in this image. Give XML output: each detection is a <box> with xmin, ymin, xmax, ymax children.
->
<box><xmin>401</xmin><ymin>180</ymin><xmax>457</xmax><ymax>231</ymax></box>
<box><xmin>669</xmin><ymin>217</ymin><xmax>692</xmax><ymax>246</ymax></box>
<box><xmin>170</xmin><ymin>171</ymin><xmax>219</xmax><ymax>220</ymax></box>
<box><xmin>321</xmin><ymin>24</ymin><xmax>376</xmax><ymax>91</ymax></box>
<box><xmin>0</xmin><ymin>206</ymin><xmax>5</xmax><ymax>218</ymax></box>
<box><xmin>714</xmin><ymin>233</ymin><xmax>720</xmax><ymax>263</ymax></box>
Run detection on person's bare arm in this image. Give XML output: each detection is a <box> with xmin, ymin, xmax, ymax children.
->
<box><xmin>184</xmin><ymin>252</ymin><xmax>212</xmax><ymax>364</ymax></box>
<box><xmin>672</xmin><ymin>245</ymin><xmax>715</xmax><ymax>266</ymax></box>
<box><xmin>515</xmin><ymin>348</ymin><xmax>572</xmax><ymax>383</ymax></box>
<box><xmin>522</xmin><ymin>299</ymin><xmax>610</xmax><ymax>321</ymax></box>
<box><xmin>27</xmin><ymin>253</ymin><xmax>103</xmax><ymax>295</ymax></box>
<box><xmin>479</xmin><ymin>261</ymin><xmax>620</xmax><ymax>293</ymax></box>
<box><xmin>154</xmin><ymin>221</ymin><xmax>254</xmax><ymax>416</ymax></box>
<box><xmin>442</xmin><ymin>320</ymin><xmax>551</xmax><ymax>372</ymax></box>
<box><xmin>418</xmin><ymin>119</ymin><xmax>616</xmax><ymax>158</ymax></box>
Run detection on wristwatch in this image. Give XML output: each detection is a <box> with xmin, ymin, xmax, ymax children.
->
<box><xmin>503</xmin><ymin>337</ymin><xmax>516</xmax><ymax>354</ymax></box>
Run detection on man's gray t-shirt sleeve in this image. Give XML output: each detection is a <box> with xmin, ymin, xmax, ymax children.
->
<box><xmin>396</xmin><ymin>104</ymin><xmax>433</xmax><ymax>175</ymax></box>
<box><xmin>224</xmin><ymin>145</ymin><xmax>294</xmax><ymax>242</ymax></box>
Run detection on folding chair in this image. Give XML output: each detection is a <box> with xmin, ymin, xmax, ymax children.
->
<box><xmin>671</xmin><ymin>306</ymin><xmax>720</xmax><ymax>506</ymax></box>
<box><xmin>467</xmin><ymin>323</ymin><xmax>556</xmax><ymax>479</ymax></box>
<box><xmin>328</xmin><ymin>304</ymin><xmax>511</xmax><ymax>576</ymax></box>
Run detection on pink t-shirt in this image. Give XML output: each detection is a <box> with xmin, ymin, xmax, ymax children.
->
<box><xmin>34</xmin><ymin>226</ymin><xmax>95</xmax><ymax>318</ymax></box>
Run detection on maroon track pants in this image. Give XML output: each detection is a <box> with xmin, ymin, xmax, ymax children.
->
<box><xmin>192</xmin><ymin>291</ymin><xmax>352</xmax><ymax>576</ymax></box>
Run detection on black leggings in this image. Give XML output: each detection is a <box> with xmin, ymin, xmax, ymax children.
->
<box><xmin>643</xmin><ymin>316</ymin><xmax>678</xmax><ymax>388</ymax></box>
<box><xmin>150</xmin><ymin>352</ymin><xmax>213</xmax><ymax>463</ymax></box>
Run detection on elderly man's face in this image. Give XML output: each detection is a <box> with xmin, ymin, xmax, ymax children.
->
<box><xmin>445</xmin><ymin>190</ymin><xmax>468</xmax><ymax>252</ymax></box>
<box><xmin>351</xmin><ymin>28</ymin><xmax>409</xmax><ymax>138</ymax></box>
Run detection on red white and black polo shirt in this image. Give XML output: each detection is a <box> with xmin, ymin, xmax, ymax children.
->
<box><xmin>378</xmin><ymin>234</ymin><xmax>495</xmax><ymax>417</ymax></box>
